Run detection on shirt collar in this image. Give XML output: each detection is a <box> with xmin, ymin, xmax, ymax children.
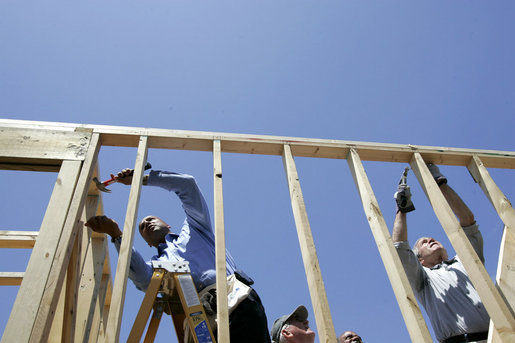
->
<box><xmin>156</xmin><ymin>233</ymin><xmax>179</xmax><ymax>254</ymax></box>
<box><xmin>430</xmin><ymin>257</ymin><xmax>457</xmax><ymax>269</ymax></box>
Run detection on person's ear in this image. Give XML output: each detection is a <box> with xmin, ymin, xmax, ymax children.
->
<box><xmin>282</xmin><ymin>328</ymin><xmax>293</xmax><ymax>340</ymax></box>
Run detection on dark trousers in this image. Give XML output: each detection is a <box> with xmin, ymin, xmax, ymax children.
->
<box><xmin>214</xmin><ymin>288</ymin><xmax>271</xmax><ymax>343</ymax></box>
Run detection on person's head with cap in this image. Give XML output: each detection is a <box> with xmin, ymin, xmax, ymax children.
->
<box><xmin>271</xmin><ymin>305</ymin><xmax>315</xmax><ymax>343</ymax></box>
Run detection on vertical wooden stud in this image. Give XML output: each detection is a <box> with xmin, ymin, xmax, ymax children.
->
<box><xmin>29</xmin><ymin>133</ymin><xmax>101</xmax><ymax>343</ymax></box>
<box><xmin>347</xmin><ymin>148</ymin><xmax>433</xmax><ymax>342</ymax></box>
<box><xmin>1</xmin><ymin>160</ymin><xmax>82</xmax><ymax>343</ymax></box>
<box><xmin>282</xmin><ymin>144</ymin><xmax>336</xmax><ymax>343</ymax></box>
<box><xmin>467</xmin><ymin>155</ymin><xmax>515</xmax><ymax>232</ymax></box>
<box><xmin>89</xmin><ymin>272</ymin><xmax>111</xmax><ymax>343</ymax></box>
<box><xmin>467</xmin><ymin>156</ymin><xmax>515</xmax><ymax>342</ymax></box>
<box><xmin>62</xmin><ymin>224</ymin><xmax>83</xmax><ymax>342</ymax></box>
<box><xmin>104</xmin><ymin>135</ymin><xmax>149</xmax><ymax>343</ymax></box>
<box><xmin>488</xmin><ymin>227</ymin><xmax>515</xmax><ymax>343</ymax></box>
<box><xmin>213</xmin><ymin>139</ymin><xmax>230</xmax><ymax>343</ymax></box>
<box><xmin>410</xmin><ymin>153</ymin><xmax>515</xmax><ymax>341</ymax></box>
<box><xmin>75</xmin><ymin>195</ymin><xmax>107</xmax><ymax>343</ymax></box>
<box><xmin>47</xmin><ymin>269</ymin><xmax>67</xmax><ymax>343</ymax></box>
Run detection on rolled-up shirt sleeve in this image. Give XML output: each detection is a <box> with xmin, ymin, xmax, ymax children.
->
<box><xmin>463</xmin><ymin>222</ymin><xmax>484</xmax><ymax>264</ymax></box>
<box><xmin>394</xmin><ymin>241</ymin><xmax>426</xmax><ymax>292</ymax></box>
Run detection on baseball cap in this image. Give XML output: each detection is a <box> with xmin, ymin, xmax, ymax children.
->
<box><xmin>271</xmin><ymin>305</ymin><xmax>309</xmax><ymax>342</ymax></box>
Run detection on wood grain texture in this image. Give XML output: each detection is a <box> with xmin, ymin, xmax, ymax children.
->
<box><xmin>104</xmin><ymin>136</ymin><xmax>148</xmax><ymax>343</ymax></box>
<box><xmin>1</xmin><ymin>119</ymin><xmax>513</xmax><ymax>168</ymax></box>
<box><xmin>410</xmin><ymin>153</ymin><xmax>515</xmax><ymax>340</ymax></box>
<box><xmin>282</xmin><ymin>144</ymin><xmax>336</xmax><ymax>343</ymax></box>
<box><xmin>213</xmin><ymin>139</ymin><xmax>230</xmax><ymax>343</ymax></box>
<box><xmin>347</xmin><ymin>148</ymin><xmax>432</xmax><ymax>342</ymax></box>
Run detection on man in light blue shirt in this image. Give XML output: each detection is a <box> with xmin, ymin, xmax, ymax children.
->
<box><xmin>392</xmin><ymin>164</ymin><xmax>489</xmax><ymax>343</ymax></box>
<box><xmin>86</xmin><ymin>168</ymin><xmax>271</xmax><ymax>343</ymax></box>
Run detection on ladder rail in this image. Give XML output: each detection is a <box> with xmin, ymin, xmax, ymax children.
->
<box><xmin>127</xmin><ymin>269</ymin><xmax>166</xmax><ymax>343</ymax></box>
<box><xmin>129</xmin><ymin>263</ymin><xmax>216</xmax><ymax>343</ymax></box>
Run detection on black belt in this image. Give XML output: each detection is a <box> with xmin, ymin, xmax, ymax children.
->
<box><xmin>443</xmin><ymin>331</ymin><xmax>488</xmax><ymax>343</ymax></box>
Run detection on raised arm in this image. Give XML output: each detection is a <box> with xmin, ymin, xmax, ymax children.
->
<box><xmin>147</xmin><ymin>170</ymin><xmax>212</xmax><ymax>233</ymax></box>
<box><xmin>392</xmin><ymin>170</ymin><xmax>414</xmax><ymax>242</ymax></box>
<box><xmin>392</xmin><ymin>211</ymin><xmax>426</xmax><ymax>292</ymax></box>
<box><xmin>392</xmin><ymin>211</ymin><xmax>407</xmax><ymax>242</ymax></box>
<box><xmin>427</xmin><ymin>164</ymin><xmax>484</xmax><ymax>262</ymax></box>
<box><xmin>113</xmin><ymin>168</ymin><xmax>213</xmax><ymax>234</ymax></box>
<box><xmin>391</xmin><ymin>174</ymin><xmax>425</xmax><ymax>291</ymax></box>
<box><xmin>440</xmin><ymin>184</ymin><xmax>475</xmax><ymax>227</ymax></box>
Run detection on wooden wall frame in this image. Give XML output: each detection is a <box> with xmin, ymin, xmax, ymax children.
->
<box><xmin>0</xmin><ymin>119</ymin><xmax>513</xmax><ymax>343</ymax></box>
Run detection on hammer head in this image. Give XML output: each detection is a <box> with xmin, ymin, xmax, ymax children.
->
<box><xmin>93</xmin><ymin>177</ymin><xmax>112</xmax><ymax>193</ymax></box>
<box><xmin>93</xmin><ymin>162</ymin><xmax>151</xmax><ymax>193</ymax></box>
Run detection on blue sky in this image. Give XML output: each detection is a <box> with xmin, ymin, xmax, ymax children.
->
<box><xmin>1</xmin><ymin>1</ymin><xmax>514</xmax><ymax>342</ymax></box>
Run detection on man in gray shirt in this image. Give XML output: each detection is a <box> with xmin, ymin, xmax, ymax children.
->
<box><xmin>392</xmin><ymin>164</ymin><xmax>489</xmax><ymax>343</ymax></box>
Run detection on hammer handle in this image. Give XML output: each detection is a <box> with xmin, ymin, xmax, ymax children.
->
<box><xmin>102</xmin><ymin>162</ymin><xmax>152</xmax><ymax>185</ymax></box>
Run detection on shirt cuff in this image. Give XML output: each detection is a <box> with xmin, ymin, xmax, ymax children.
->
<box><xmin>113</xmin><ymin>238</ymin><xmax>122</xmax><ymax>250</ymax></box>
<box><xmin>394</xmin><ymin>241</ymin><xmax>411</xmax><ymax>250</ymax></box>
<box><xmin>147</xmin><ymin>170</ymin><xmax>161</xmax><ymax>186</ymax></box>
<box><xmin>462</xmin><ymin>221</ymin><xmax>479</xmax><ymax>233</ymax></box>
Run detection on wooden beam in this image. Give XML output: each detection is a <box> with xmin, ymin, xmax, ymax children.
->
<box><xmin>498</xmin><ymin>231</ymin><xmax>515</xmax><ymax>328</ymax></box>
<box><xmin>75</xmin><ymin>196</ymin><xmax>107</xmax><ymax>343</ymax></box>
<box><xmin>0</xmin><ymin>127</ymin><xmax>92</xmax><ymax>164</ymax></box>
<box><xmin>62</xmin><ymin>194</ymin><xmax>98</xmax><ymax>342</ymax></box>
<box><xmin>0</xmin><ymin>161</ymin><xmax>61</xmax><ymax>172</ymax></box>
<box><xmin>213</xmin><ymin>139</ymin><xmax>230</xmax><ymax>343</ymax></box>
<box><xmin>488</xmin><ymin>227</ymin><xmax>515</xmax><ymax>343</ymax></box>
<box><xmin>467</xmin><ymin>156</ymin><xmax>515</xmax><ymax>233</ymax></box>
<box><xmin>28</xmin><ymin>133</ymin><xmax>101</xmax><ymax>343</ymax></box>
<box><xmin>0</xmin><ymin>272</ymin><xmax>24</xmax><ymax>286</ymax></box>
<box><xmin>0</xmin><ymin>231</ymin><xmax>38</xmax><ymax>248</ymax></box>
<box><xmin>62</xmin><ymin>225</ymin><xmax>83</xmax><ymax>342</ymax></box>
<box><xmin>466</xmin><ymin>156</ymin><xmax>515</xmax><ymax>341</ymax></box>
<box><xmin>69</xmin><ymin>132</ymin><xmax>515</xmax><ymax>169</ymax></box>
<box><xmin>104</xmin><ymin>136</ymin><xmax>148</xmax><ymax>343</ymax></box>
<box><xmin>282</xmin><ymin>144</ymin><xmax>336</xmax><ymax>343</ymax></box>
<box><xmin>89</xmin><ymin>267</ymin><xmax>111</xmax><ymax>343</ymax></box>
<box><xmin>347</xmin><ymin>148</ymin><xmax>433</xmax><ymax>342</ymax></box>
<box><xmin>81</xmin><ymin>168</ymin><xmax>110</xmax><ymax>343</ymax></box>
<box><xmin>1</xmin><ymin>119</ymin><xmax>514</xmax><ymax>168</ymax></box>
<box><xmin>410</xmin><ymin>153</ymin><xmax>515</xmax><ymax>341</ymax></box>
<box><xmin>47</xmin><ymin>270</ymin><xmax>66</xmax><ymax>343</ymax></box>
<box><xmin>2</xmin><ymin>160</ymin><xmax>82</xmax><ymax>343</ymax></box>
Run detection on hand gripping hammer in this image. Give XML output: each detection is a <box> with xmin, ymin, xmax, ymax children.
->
<box><xmin>93</xmin><ymin>162</ymin><xmax>152</xmax><ymax>193</ymax></box>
